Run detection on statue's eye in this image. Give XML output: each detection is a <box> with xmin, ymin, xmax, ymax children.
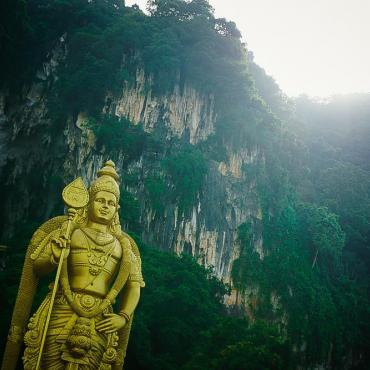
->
<box><xmin>108</xmin><ymin>201</ymin><xmax>116</xmax><ymax>207</ymax></box>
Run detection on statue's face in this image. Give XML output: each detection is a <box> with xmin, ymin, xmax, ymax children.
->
<box><xmin>88</xmin><ymin>190</ymin><xmax>118</xmax><ymax>225</ymax></box>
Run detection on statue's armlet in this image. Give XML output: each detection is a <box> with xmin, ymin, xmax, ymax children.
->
<box><xmin>127</xmin><ymin>247</ymin><xmax>145</xmax><ymax>288</ymax></box>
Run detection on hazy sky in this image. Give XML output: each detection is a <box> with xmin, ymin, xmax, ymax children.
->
<box><xmin>126</xmin><ymin>0</ymin><xmax>370</xmax><ymax>97</ymax></box>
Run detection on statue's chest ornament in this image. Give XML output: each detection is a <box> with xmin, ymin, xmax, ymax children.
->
<box><xmin>81</xmin><ymin>228</ymin><xmax>116</xmax><ymax>276</ymax></box>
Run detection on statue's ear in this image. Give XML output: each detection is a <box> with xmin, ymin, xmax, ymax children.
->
<box><xmin>117</xmin><ymin>204</ymin><xmax>121</xmax><ymax>211</ymax></box>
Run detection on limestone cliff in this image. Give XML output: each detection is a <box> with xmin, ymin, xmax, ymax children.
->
<box><xmin>115</xmin><ymin>69</ymin><xmax>215</xmax><ymax>144</ymax></box>
<box><xmin>71</xmin><ymin>69</ymin><xmax>264</xmax><ymax>286</ymax></box>
<box><xmin>0</xmin><ymin>47</ymin><xmax>264</xmax><ymax>299</ymax></box>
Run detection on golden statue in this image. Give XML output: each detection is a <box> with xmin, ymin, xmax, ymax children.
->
<box><xmin>2</xmin><ymin>160</ymin><xmax>144</xmax><ymax>370</ymax></box>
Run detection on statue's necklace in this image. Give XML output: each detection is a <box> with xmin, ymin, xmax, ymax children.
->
<box><xmin>82</xmin><ymin>228</ymin><xmax>115</xmax><ymax>246</ymax></box>
<box><xmin>81</xmin><ymin>228</ymin><xmax>116</xmax><ymax>276</ymax></box>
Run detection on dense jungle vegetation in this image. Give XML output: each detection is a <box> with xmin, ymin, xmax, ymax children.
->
<box><xmin>0</xmin><ymin>1</ymin><xmax>369</xmax><ymax>369</ymax></box>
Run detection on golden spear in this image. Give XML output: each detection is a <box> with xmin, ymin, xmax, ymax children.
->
<box><xmin>35</xmin><ymin>177</ymin><xmax>89</xmax><ymax>370</ymax></box>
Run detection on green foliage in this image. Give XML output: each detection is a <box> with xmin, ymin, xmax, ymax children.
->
<box><xmin>196</xmin><ymin>134</ymin><xmax>227</xmax><ymax>162</ymax></box>
<box><xmin>148</xmin><ymin>0</ymin><xmax>214</xmax><ymax>20</ymax></box>
<box><xmin>183</xmin><ymin>319</ymin><xmax>289</xmax><ymax>370</ymax></box>
<box><xmin>119</xmin><ymin>189</ymin><xmax>141</xmax><ymax>234</ymax></box>
<box><xmin>285</xmin><ymin>95</ymin><xmax>370</xmax><ymax>365</ymax></box>
<box><xmin>1</xmin><ymin>0</ymin><xmax>126</xmax><ymax>90</ymax></box>
<box><xmin>231</xmin><ymin>222</ymin><xmax>261</xmax><ymax>292</ymax></box>
<box><xmin>142</xmin><ymin>145</ymin><xmax>208</xmax><ymax>215</ymax></box>
<box><xmin>0</xmin><ymin>0</ymin><xmax>30</xmax><ymax>88</ymax></box>
<box><xmin>297</xmin><ymin>203</ymin><xmax>345</xmax><ymax>266</ymax></box>
<box><xmin>316</xmin><ymin>164</ymin><xmax>370</xmax><ymax>254</ymax></box>
<box><xmin>125</xmin><ymin>241</ymin><xmax>288</xmax><ymax>370</ymax></box>
<box><xmin>2</xmin><ymin>0</ymin><xmax>253</xmax><ymax>128</ymax></box>
<box><xmin>127</xmin><ymin>244</ymin><xmax>225</xmax><ymax>369</ymax></box>
<box><xmin>55</xmin><ymin>22</ymin><xmax>129</xmax><ymax>116</ymax></box>
<box><xmin>238</xmin><ymin>221</ymin><xmax>254</xmax><ymax>246</ymax></box>
<box><xmin>144</xmin><ymin>174</ymin><xmax>168</xmax><ymax>214</ymax></box>
<box><xmin>164</xmin><ymin>145</ymin><xmax>208</xmax><ymax>213</ymax></box>
<box><xmin>294</xmin><ymin>95</ymin><xmax>370</xmax><ymax>276</ymax></box>
<box><xmin>88</xmin><ymin>114</ymin><xmax>151</xmax><ymax>164</ymax></box>
<box><xmin>230</xmin><ymin>99</ymin><xmax>370</xmax><ymax>364</ymax></box>
<box><xmin>231</xmin><ymin>162</ymin><xmax>360</xmax><ymax>366</ymax></box>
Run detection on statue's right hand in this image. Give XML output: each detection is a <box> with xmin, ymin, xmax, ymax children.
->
<box><xmin>50</xmin><ymin>237</ymin><xmax>70</xmax><ymax>262</ymax></box>
<box><xmin>67</xmin><ymin>208</ymin><xmax>77</xmax><ymax>220</ymax></box>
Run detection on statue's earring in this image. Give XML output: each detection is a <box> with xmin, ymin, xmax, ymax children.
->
<box><xmin>77</xmin><ymin>206</ymin><xmax>88</xmax><ymax>225</ymax></box>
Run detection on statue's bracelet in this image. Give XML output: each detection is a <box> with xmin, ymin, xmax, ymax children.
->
<box><xmin>118</xmin><ymin>310</ymin><xmax>131</xmax><ymax>322</ymax></box>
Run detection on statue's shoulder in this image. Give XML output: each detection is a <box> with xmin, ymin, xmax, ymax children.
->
<box><xmin>118</xmin><ymin>232</ymin><xmax>141</xmax><ymax>255</ymax></box>
<box><xmin>117</xmin><ymin>232</ymin><xmax>131</xmax><ymax>246</ymax></box>
<box><xmin>70</xmin><ymin>227</ymin><xmax>87</xmax><ymax>243</ymax></box>
<box><xmin>30</xmin><ymin>215</ymin><xmax>68</xmax><ymax>260</ymax></box>
<box><xmin>32</xmin><ymin>215</ymin><xmax>67</xmax><ymax>242</ymax></box>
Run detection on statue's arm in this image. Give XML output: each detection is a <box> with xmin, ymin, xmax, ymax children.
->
<box><xmin>118</xmin><ymin>246</ymin><xmax>144</xmax><ymax>319</ymax></box>
<box><xmin>32</xmin><ymin>230</ymin><xmax>59</xmax><ymax>276</ymax></box>
<box><xmin>32</xmin><ymin>229</ymin><xmax>71</xmax><ymax>276</ymax></box>
<box><xmin>33</xmin><ymin>248</ymin><xmax>57</xmax><ymax>276</ymax></box>
<box><xmin>96</xmin><ymin>239</ymin><xmax>144</xmax><ymax>335</ymax></box>
<box><xmin>119</xmin><ymin>281</ymin><xmax>141</xmax><ymax>317</ymax></box>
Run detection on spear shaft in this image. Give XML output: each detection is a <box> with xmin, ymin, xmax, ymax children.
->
<box><xmin>35</xmin><ymin>217</ymin><xmax>73</xmax><ymax>370</ymax></box>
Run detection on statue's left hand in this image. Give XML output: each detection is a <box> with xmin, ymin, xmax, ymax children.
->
<box><xmin>96</xmin><ymin>313</ymin><xmax>128</xmax><ymax>334</ymax></box>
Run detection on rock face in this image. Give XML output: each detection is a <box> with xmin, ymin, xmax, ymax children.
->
<box><xmin>115</xmin><ymin>69</ymin><xmax>216</xmax><ymax>144</ymax></box>
<box><xmin>0</xmin><ymin>56</ymin><xmax>263</xmax><ymax>292</ymax></box>
<box><xmin>106</xmin><ymin>69</ymin><xmax>262</xmax><ymax>283</ymax></box>
<box><xmin>0</xmin><ymin>39</ymin><xmax>68</xmax><ymax>236</ymax></box>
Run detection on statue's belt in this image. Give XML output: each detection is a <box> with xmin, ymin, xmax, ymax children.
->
<box><xmin>53</xmin><ymin>289</ymin><xmax>113</xmax><ymax>314</ymax></box>
<box><xmin>73</xmin><ymin>292</ymin><xmax>111</xmax><ymax>314</ymax></box>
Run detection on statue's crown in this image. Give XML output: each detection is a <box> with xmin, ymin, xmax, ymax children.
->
<box><xmin>89</xmin><ymin>160</ymin><xmax>120</xmax><ymax>200</ymax></box>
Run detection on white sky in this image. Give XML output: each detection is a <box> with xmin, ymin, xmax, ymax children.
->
<box><xmin>125</xmin><ymin>0</ymin><xmax>370</xmax><ymax>97</ymax></box>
